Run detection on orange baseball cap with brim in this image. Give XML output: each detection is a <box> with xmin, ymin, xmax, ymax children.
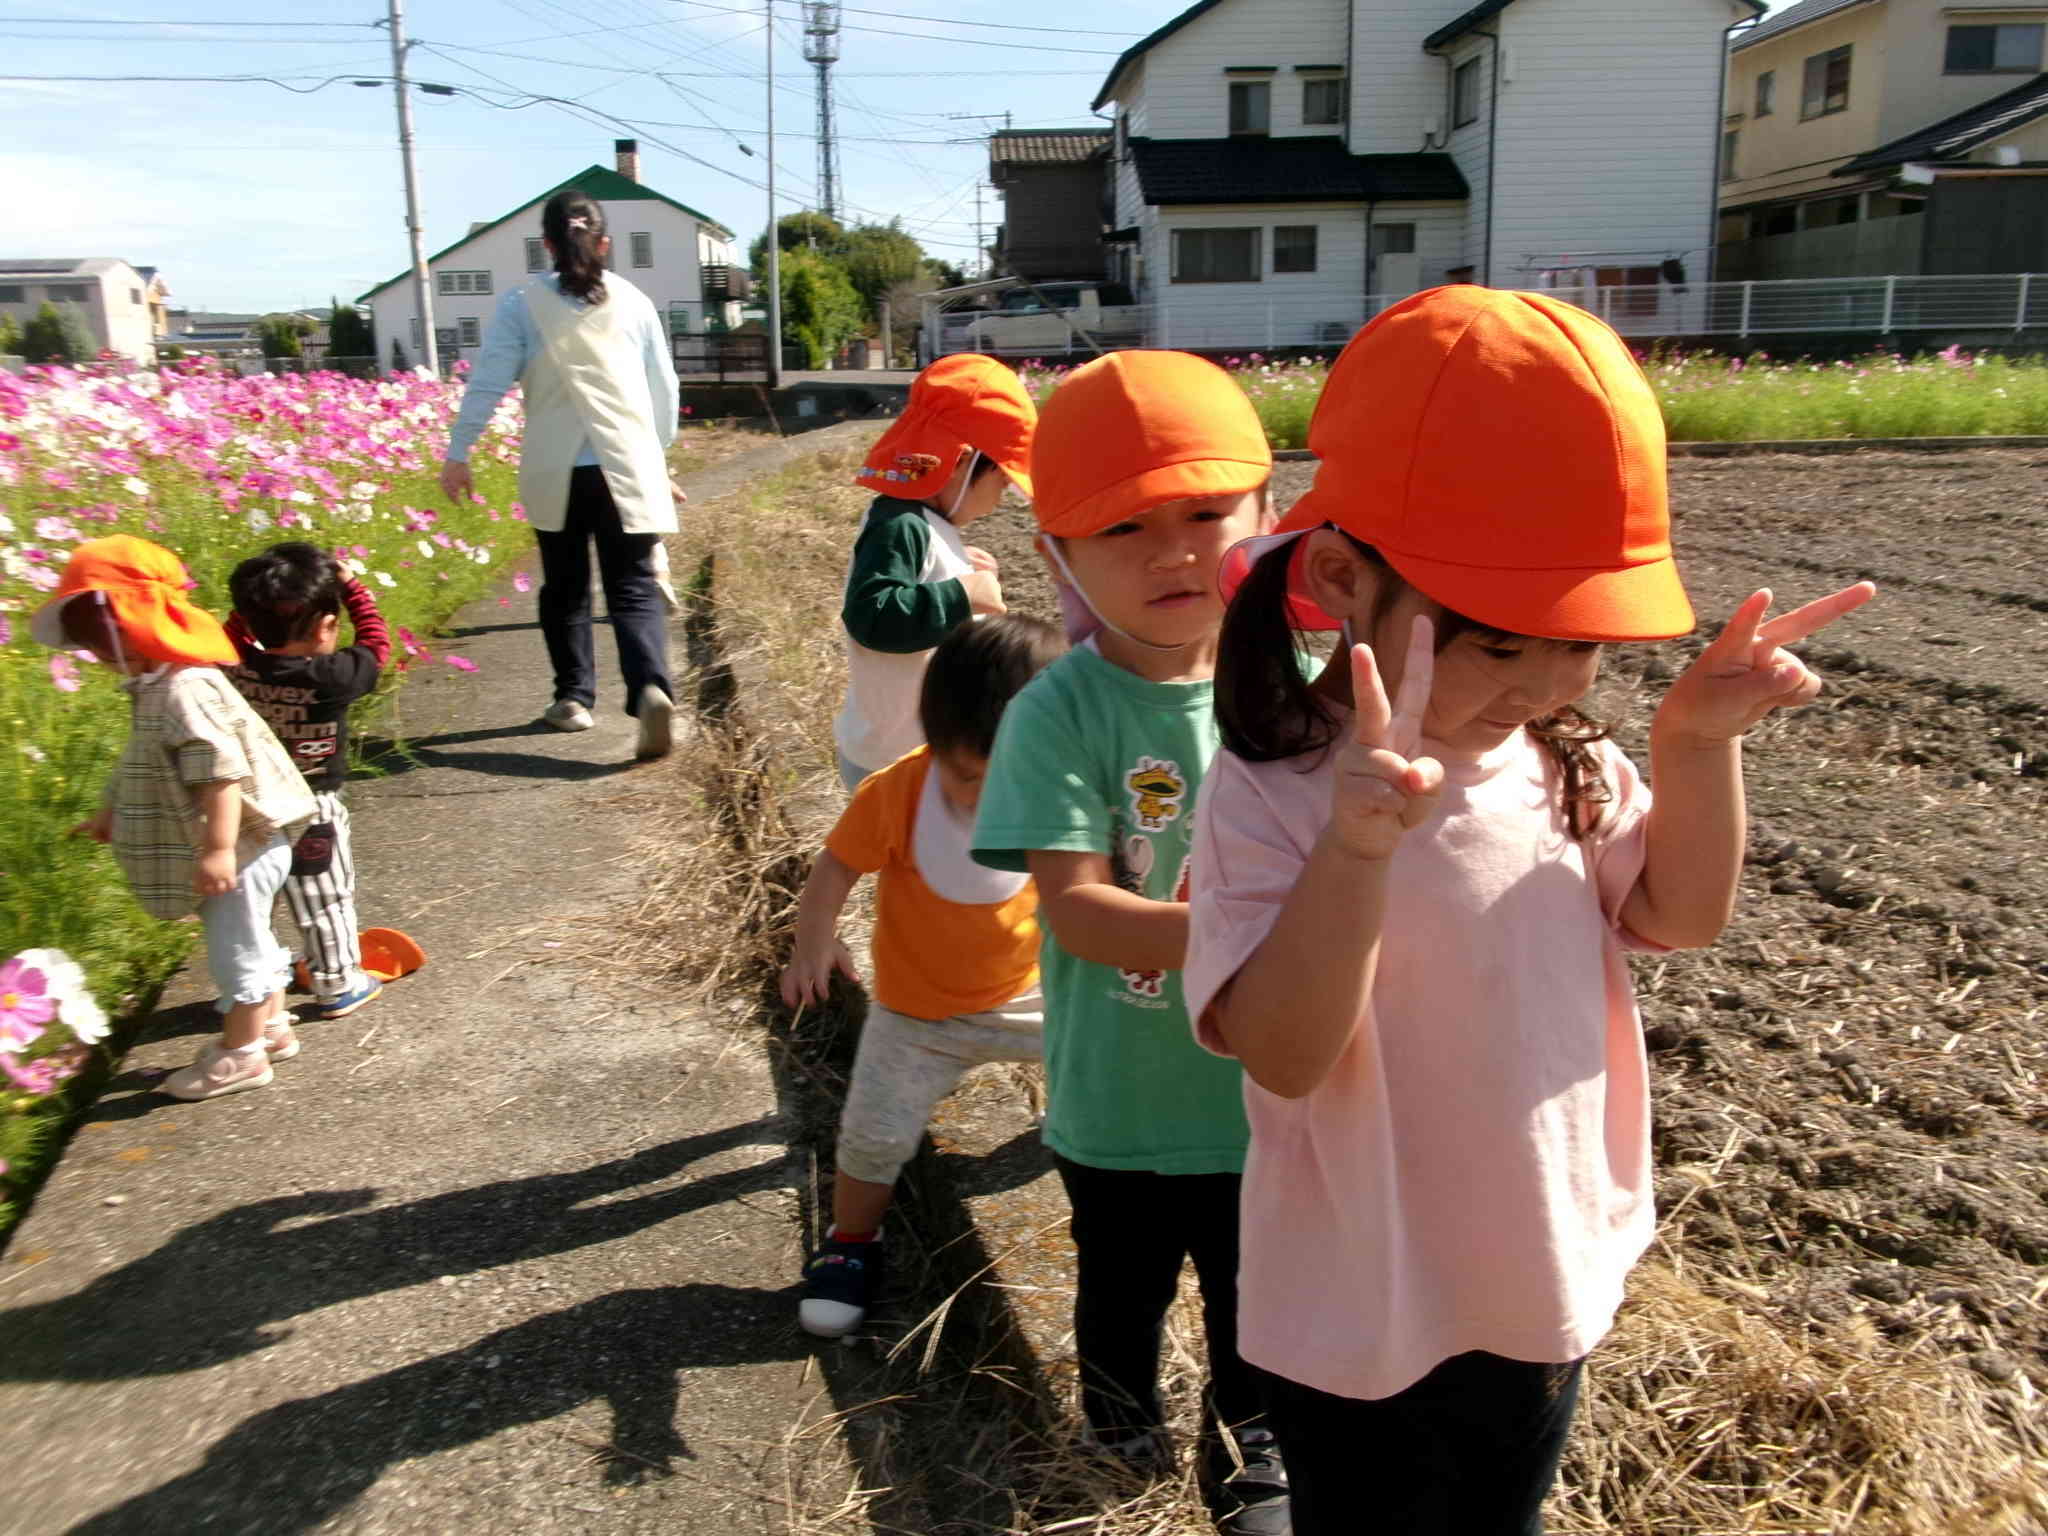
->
<box><xmin>854</xmin><ymin>353</ymin><xmax>1037</xmax><ymax>503</ymax></box>
<box><xmin>1032</xmin><ymin>351</ymin><xmax>1271</xmax><ymax>538</ymax></box>
<box><xmin>359</xmin><ymin>927</ymin><xmax>427</xmax><ymax>982</ymax></box>
<box><xmin>29</xmin><ymin>535</ymin><xmax>240</xmax><ymax>665</ymax></box>
<box><xmin>1247</xmin><ymin>286</ymin><xmax>1693</xmax><ymax>642</ymax></box>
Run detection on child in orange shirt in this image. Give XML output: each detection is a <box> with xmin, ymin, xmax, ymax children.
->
<box><xmin>780</xmin><ymin>613</ymin><xmax>1067</xmax><ymax>1337</ymax></box>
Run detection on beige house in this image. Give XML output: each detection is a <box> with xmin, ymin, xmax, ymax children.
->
<box><xmin>0</xmin><ymin>258</ymin><xmax>162</xmax><ymax>363</ymax></box>
<box><xmin>1719</xmin><ymin>0</ymin><xmax>2048</xmax><ymax>277</ymax></box>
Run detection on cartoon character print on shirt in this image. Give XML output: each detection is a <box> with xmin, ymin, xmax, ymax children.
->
<box><xmin>1126</xmin><ymin>757</ymin><xmax>1187</xmax><ymax>832</ymax></box>
<box><xmin>1105</xmin><ymin>761</ymin><xmax>1192</xmax><ymax>1011</ymax></box>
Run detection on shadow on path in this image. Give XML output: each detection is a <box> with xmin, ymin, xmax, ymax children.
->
<box><xmin>0</xmin><ymin>1118</ymin><xmax>785</xmax><ymax>1385</ymax></box>
<box><xmin>69</xmin><ymin>1283</ymin><xmax>808</xmax><ymax>1535</ymax></box>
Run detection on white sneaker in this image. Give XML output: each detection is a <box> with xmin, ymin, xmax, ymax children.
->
<box><xmin>635</xmin><ymin>685</ymin><xmax>675</xmax><ymax>760</ymax></box>
<box><xmin>163</xmin><ymin>1042</ymin><xmax>274</xmax><ymax>1101</ymax></box>
<box><xmin>542</xmin><ymin>699</ymin><xmax>594</xmax><ymax>732</ymax></box>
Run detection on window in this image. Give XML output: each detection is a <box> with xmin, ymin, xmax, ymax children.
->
<box><xmin>1595</xmin><ymin>266</ymin><xmax>1663</xmax><ymax>319</ymax></box>
<box><xmin>1755</xmin><ymin>69</ymin><xmax>1774</xmax><ymax>117</ymax></box>
<box><xmin>630</xmin><ymin>232</ymin><xmax>653</xmax><ymax>268</ymax></box>
<box><xmin>1370</xmin><ymin>222</ymin><xmax>1416</xmax><ymax>258</ymax></box>
<box><xmin>1453</xmin><ymin>58</ymin><xmax>1483</xmax><ymax>127</ymax></box>
<box><xmin>130</xmin><ymin>287</ymin><xmax>143</xmax><ymax>305</ymax></box>
<box><xmin>1945</xmin><ymin>22</ymin><xmax>2043</xmax><ymax>73</ymax></box>
<box><xmin>436</xmin><ymin>270</ymin><xmax>492</xmax><ymax>296</ymax></box>
<box><xmin>0</xmin><ymin>285</ymin><xmax>21</xmax><ymax>303</ymax></box>
<box><xmin>457</xmin><ymin>316</ymin><xmax>482</xmax><ymax>347</ymax></box>
<box><xmin>525</xmin><ymin>237</ymin><xmax>547</xmax><ymax>273</ymax></box>
<box><xmin>1273</xmin><ymin>225</ymin><xmax>1318</xmax><ymax>273</ymax></box>
<box><xmin>1721</xmin><ymin>128</ymin><xmax>1740</xmax><ymax>182</ymax></box>
<box><xmin>43</xmin><ymin>283</ymin><xmax>89</xmax><ymax>302</ymax></box>
<box><xmin>1302</xmin><ymin>77</ymin><xmax>1344</xmax><ymax>126</ymax></box>
<box><xmin>1228</xmin><ymin>80</ymin><xmax>1271</xmax><ymax>136</ymax></box>
<box><xmin>409</xmin><ymin>317</ymin><xmax>424</xmax><ymax>349</ymax></box>
<box><xmin>1801</xmin><ymin>45</ymin><xmax>1851</xmax><ymax>119</ymax></box>
<box><xmin>1172</xmin><ymin>227</ymin><xmax>1261</xmax><ymax>283</ymax></box>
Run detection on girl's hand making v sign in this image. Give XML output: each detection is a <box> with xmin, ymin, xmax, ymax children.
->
<box><xmin>1651</xmin><ymin>583</ymin><xmax>1875</xmax><ymax>744</ymax></box>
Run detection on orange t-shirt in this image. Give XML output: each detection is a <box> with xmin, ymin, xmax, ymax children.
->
<box><xmin>826</xmin><ymin>748</ymin><xmax>1040</xmax><ymax>1022</ymax></box>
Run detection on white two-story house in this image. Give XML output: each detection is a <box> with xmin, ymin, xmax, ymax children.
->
<box><xmin>1096</xmin><ymin>0</ymin><xmax>1760</xmax><ymax>346</ymax></box>
<box><xmin>0</xmin><ymin>258</ymin><xmax>162</xmax><ymax>364</ymax></box>
<box><xmin>359</xmin><ymin>141</ymin><xmax>740</xmax><ymax>371</ymax></box>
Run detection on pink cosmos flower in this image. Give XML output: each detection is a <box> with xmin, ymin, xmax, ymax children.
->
<box><xmin>0</xmin><ymin>1048</ymin><xmax>81</xmax><ymax>1096</ymax></box>
<box><xmin>513</xmin><ymin>571</ymin><xmax>532</xmax><ymax>593</ymax></box>
<box><xmin>49</xmin><ymin>654</ymin><xmax>81</xmax><ymax>692</ymax></box>
<box><xmin>445</xmin><ymin>655</ymin><xmax>477</xmax><ymax>672</ymax></box>
<box><xmin>0</xmin><ymin>616</ymin><xmax>12</xmax><ymax>647</ymax></box>
<box><xmin>0</xmin><ymin>956</ymin><xmax>58</xmax><ymax>1045</ymax></box>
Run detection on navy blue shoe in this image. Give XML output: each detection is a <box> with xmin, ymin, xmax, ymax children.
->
<box><xmin>799</xmin><ymin>1232</ymin><xmax>883</xmax><ymax>1338</ymax></box>
<box><xmin>304</xmin><ymin>978</ymin><xmax>382</xmax><ymax>1021</ymax></box>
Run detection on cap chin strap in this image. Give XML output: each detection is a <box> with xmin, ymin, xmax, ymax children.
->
<box><xmin>1036</xmin><ymin>534</ymin><xmax>1195</xmax><ymax>655</ymax></box>
<box><xmin>940</xmin><ymin>449</ymin><xmax>981</xmax><ymax>523</ymax></box>
<box><xmin>96</xmin><ymin>590</ymin><xmax>129</xmax><ymax>675</ymax></box>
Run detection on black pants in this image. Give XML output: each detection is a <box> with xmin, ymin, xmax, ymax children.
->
<box><xmin>1052</xmin><ymin>1154</ymin><xmax>1262</xmax><ymax>1442</ymax></box>
<box><xmin>534</xmin><ymin>465</ymin><xmax>670</xmax><ymax>717</ymax></box>
<box><xmin>1259</xmin><ymin>1353</ymin><xmax>1584</xmax><ymax>1535</ymax></box>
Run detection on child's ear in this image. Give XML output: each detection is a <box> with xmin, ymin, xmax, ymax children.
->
<box><xmin>318</xmin><ymin>612</ymin><xmax>342</xmax><ymax>644</ymax></box>
<box><xmin>1300</xmin><ymin>529</ymin><xmax>1378</xmax><ymax>622</ymax></box>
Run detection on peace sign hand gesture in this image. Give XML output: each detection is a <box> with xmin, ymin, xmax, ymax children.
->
<box><xmin>1656</xmin><ymin>583</ymin><xmax>1876</xmax><ymax>745</ymax></box>
<box><xmin>1328</xmin><ymin>616</ymin><xmax>1446</xmax><ymax>862</ymax></box>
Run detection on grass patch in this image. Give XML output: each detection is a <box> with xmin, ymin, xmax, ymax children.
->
<box><xmin>1020</xmin><ymin>349</ymin><xmax>2048</xmax><ymax>447</ymax></box>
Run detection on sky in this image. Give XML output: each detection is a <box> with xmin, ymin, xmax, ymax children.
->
<box><xmin>0</xmin><ymin>0</ymin><xmax>1188</xmax><ymax>315</ymax></box>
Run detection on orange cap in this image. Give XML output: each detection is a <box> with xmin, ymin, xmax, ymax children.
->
<box><xmin>1031</xmin><ymin>351</ymin><xmax>1271</xmax><ymax>538</ymax></box>
<box><xmin>1270</xmin><ymin>286</ymin><xmax>1693</xmax><ymax>641</ymax></box>
<box><xmin>29</xmin><ymin>535</ymin><xmax>240</xmax><ymax>666</ymax></box>
<box><xmin>854</xmin><ymin>354</ymin><xmax>1036</xmax><ymax>503</ymax></box>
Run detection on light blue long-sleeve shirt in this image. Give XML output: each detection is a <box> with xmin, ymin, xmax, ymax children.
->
<box><xmin>444</xmin><ymin>272</ymin><xmax>679</xmax><ymax>466</ymax></box>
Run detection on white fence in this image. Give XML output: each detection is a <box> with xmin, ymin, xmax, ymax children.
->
<box><xmin>934</xmin><ymin>273</ymin><xmax>2048</xmax><ymax>357</ymax></box>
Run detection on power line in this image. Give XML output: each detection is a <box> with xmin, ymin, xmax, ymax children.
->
<box><xmin>6</xmin><ymin>15</ymin><xmax>373</xmax><ymax>25</ymax></box>
<box><xmin>823</xmin><ymin>4</ymin><xmax>1130</xmax><ymax>36</ymax></box>
<box><xmin>673</xmin><ymin>1</ymin><xmax>1122</xmax><ymax>53</ymax></box>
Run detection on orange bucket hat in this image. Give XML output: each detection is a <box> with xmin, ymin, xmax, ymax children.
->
<box><xmin>1032</xmin><ymin>351</ymin><xmax>1271</xmax><ymax>539</ymax></box>
<box><xmin>29</xmin><ymin>535</ymin><xmax>240</xmax><ymax>666</ymax></box>
<box><xmin>1245</xmin><ymin>286</ymin><xmax>1693</xmax><ymax>642</ymax></box>
<box><xmin>854</xmin><ymin>353</ymin><xmax>1036</xmax><ymax>503</ymax></box>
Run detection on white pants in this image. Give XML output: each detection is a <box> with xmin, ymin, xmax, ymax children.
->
<box><xmin>835</xmin><ymin>991</ymin><xmax>1044</xmax><ymax>1186</ymax></box>
<box><xmin>283</xmin><ymin>791</ymin><xmax>367</xmax><ymax>1000</ymax></box>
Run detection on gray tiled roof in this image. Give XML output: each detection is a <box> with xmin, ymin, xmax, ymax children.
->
<box><xmin>1130</xmin><ymin>136</ymin><xmax>1468</xmax><ymax>204</ymax></box>
<box><xmin>1732</xmin><ymin>0</ymin><xmax>1877</xmax><ymax>52</ymax></box>
<box><xmin>1835</xmin><ymin>71</ymin><xmax>2048</xmax><ymax>173</ymax></box>
<box><xmin>990</xmin><ymin>129</ymin><xmax>1110</xmax><ymax>166</ymax></box>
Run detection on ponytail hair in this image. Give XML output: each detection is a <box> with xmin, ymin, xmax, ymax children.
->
<box><xmin>542</xmin><ymin>189</ymin><xmax>608</xmax><ymax>305</ymax></box>
<box><xmin>1214</xmin><ymin>531</ymin><xmax>1614</xmax><ymax>839</ymax></box>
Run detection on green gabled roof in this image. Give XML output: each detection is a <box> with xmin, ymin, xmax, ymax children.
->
<box><xmin>356</xmin><ymin>164</ymin><xmax>735</xmax><ymax>303</ymax></box>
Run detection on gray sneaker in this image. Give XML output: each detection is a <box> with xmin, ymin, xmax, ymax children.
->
<box><xmin>542</xmin><ymin>699</ymin><xmax>594</xmax><ymax>732</ymax></box>
<box><xmin>635</xmin><ymin>685</ymin><xmax>675</xmax><ymax>760</ymax></box>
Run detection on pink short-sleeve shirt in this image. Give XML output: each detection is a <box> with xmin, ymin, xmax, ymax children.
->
<box><xmin>1185</xmin><ymin>726</ymin><xmax>1660</xmax><ymax>1402</ymax></box>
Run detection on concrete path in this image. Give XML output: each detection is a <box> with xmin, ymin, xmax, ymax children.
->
<box><xmin>0</xmin><ymin>427</ymin><xmax>878</xmax><ymax>1535</ymax></box>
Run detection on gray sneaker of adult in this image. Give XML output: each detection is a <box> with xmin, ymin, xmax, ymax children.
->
<box><xmin>543</xmin><ymin>699</ymin><xmax>595</xmax><ymax>732</ymax></box>
<box><xmin>635</xmin><ymin>685</ymin><xmax>675</xmax><ymax>760</ymax></box>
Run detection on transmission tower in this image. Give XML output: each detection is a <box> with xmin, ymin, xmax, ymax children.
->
<box><xmin>802</xmin><ymin>1</ymin><xmax>842</xmax><ymax>223</ymax></box>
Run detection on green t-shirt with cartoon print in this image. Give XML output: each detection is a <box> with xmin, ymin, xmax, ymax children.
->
<box><xmin>973</xmin><ymin>641</ymin><xmax>1250</xmax><ymax>1175</ymax></box>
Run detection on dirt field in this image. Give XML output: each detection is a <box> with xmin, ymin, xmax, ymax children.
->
<box><xmin>970</xmin><ymin>447</ymin><xmax>2047</xmax><ymax>1529</ymax></box>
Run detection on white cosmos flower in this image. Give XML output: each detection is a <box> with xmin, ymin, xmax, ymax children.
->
<box><xmin>14</xmin><ymin>948</ymin><xmax>109</xmax><ymax>1044</ymax></box>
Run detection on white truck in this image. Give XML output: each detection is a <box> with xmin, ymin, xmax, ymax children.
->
<box><xmin>955</xmin><ymin>282</ymin><xmax>1145</xmax><ymax>356</ymax></box>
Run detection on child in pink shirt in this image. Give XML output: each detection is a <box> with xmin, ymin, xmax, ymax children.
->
<box><xmin>1184</xmin><ymin>287</ymin><xmax>1875</xmax><ymax>1536</ymax></box>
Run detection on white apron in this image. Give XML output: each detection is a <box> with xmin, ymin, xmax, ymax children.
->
<box><xmin>519</xmin><ymin>277</ymin><xmax>676</xmax><ymax>535</ymax></box>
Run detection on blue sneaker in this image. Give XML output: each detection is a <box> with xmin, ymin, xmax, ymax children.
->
<box><xmin>305</xmin><ymin>978</ymin><xmax>382</xmax><ymax>1021</ymax></box>
<box><xmin>799</xmin><ymin>1232</ymin><xmax>883</xmax><ymax>1338</ymax></box>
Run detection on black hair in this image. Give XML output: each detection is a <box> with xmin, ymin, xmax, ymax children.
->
<box><xmin>229</xmin><ymin>541</ymin><xmax>345</xmax><ymax>650</ymax></box>
<box><xmin>919</xmin><ymin>613</ymin><xmax>1068</xmax><ymax>761</ymax></box>
<box><xmin>1215</xmin><ymin>532</ymin><xmax>1613</xmax><ymax>838</ymax></box>
<box><xmin>542</xmin><ymin>189</ymin><xmax>608</xmax><ymax>305</ymax></box>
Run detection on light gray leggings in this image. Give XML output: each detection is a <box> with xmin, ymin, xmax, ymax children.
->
<box><xmin>836</xmin><ymin>991</ymin><xmax>1044</xmax><ymax>1185</ymax></box>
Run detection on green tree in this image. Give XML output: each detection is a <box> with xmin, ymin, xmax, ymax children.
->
<box><xmin>841</xmin><ymin>221</ymin><xmax>924</xmax><ymax>314</ymax></box>
<box><xmin>327</xmin><ymin>300</ymin><xmax>374</xmax><ymax>361</ymax></box>
<box><xmin>922</xmin><ymin>257</ymin><xmax>968</xmax><ymax>291</ymax></box>
<box><xmin>19</xmin><ymin>302</ymin><xmax>94</xmax><ymax>365</ymax></box>
<box><xmin>258</xmin><ymin>313</ymin><xmax>314</xmax><ymax>363</ymax></box>
<box><xmin>780</xmin><ymin>247</ymin><xmax>865</xmax><ymax>368</ymax></box>
<box><xmin>748</xmin><ymin>210</ymin><xmax>848</xmax><ymax>278</ymax></box>
<box><xmin>0</xmin><ymin>311</ymin><xmax>19</xmax><ymax>356</ymax></box>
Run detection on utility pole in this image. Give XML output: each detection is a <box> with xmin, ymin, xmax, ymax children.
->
<box><xmin>802</xmin><ymin>2</ymin><xmax>842</xmax><ymax>224</ymax></box>
<box><xmin>385</xmin><ymin>0</ymin><xmax>436</xmax><ymax>374</ymax></box>
<box><xmin>764</xmin><ymin>0</ymin><xmax>783</xmax><ymax>388</ymax></box>
<box><xmin>973</xmin><ymin>182</ymin><xmax>984</xmax><ymax>279</ymax></box>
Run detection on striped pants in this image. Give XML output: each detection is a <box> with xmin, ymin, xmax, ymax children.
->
<box><xmin>284</xmin><ymin>791</ymin><xmax>366</xmax><ymax>1000</ymax></box>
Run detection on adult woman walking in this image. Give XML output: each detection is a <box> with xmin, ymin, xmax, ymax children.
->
<box><xmin>440</xmin><ymin>187</ymin><xmax>684</xmax><ymax>760</ymax></box>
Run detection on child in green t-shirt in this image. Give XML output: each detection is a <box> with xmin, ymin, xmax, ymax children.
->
<box><xmin>972</xmin><ymin>352</ymin><xmax>1286</xmax><ymax>1536</ymax></box>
